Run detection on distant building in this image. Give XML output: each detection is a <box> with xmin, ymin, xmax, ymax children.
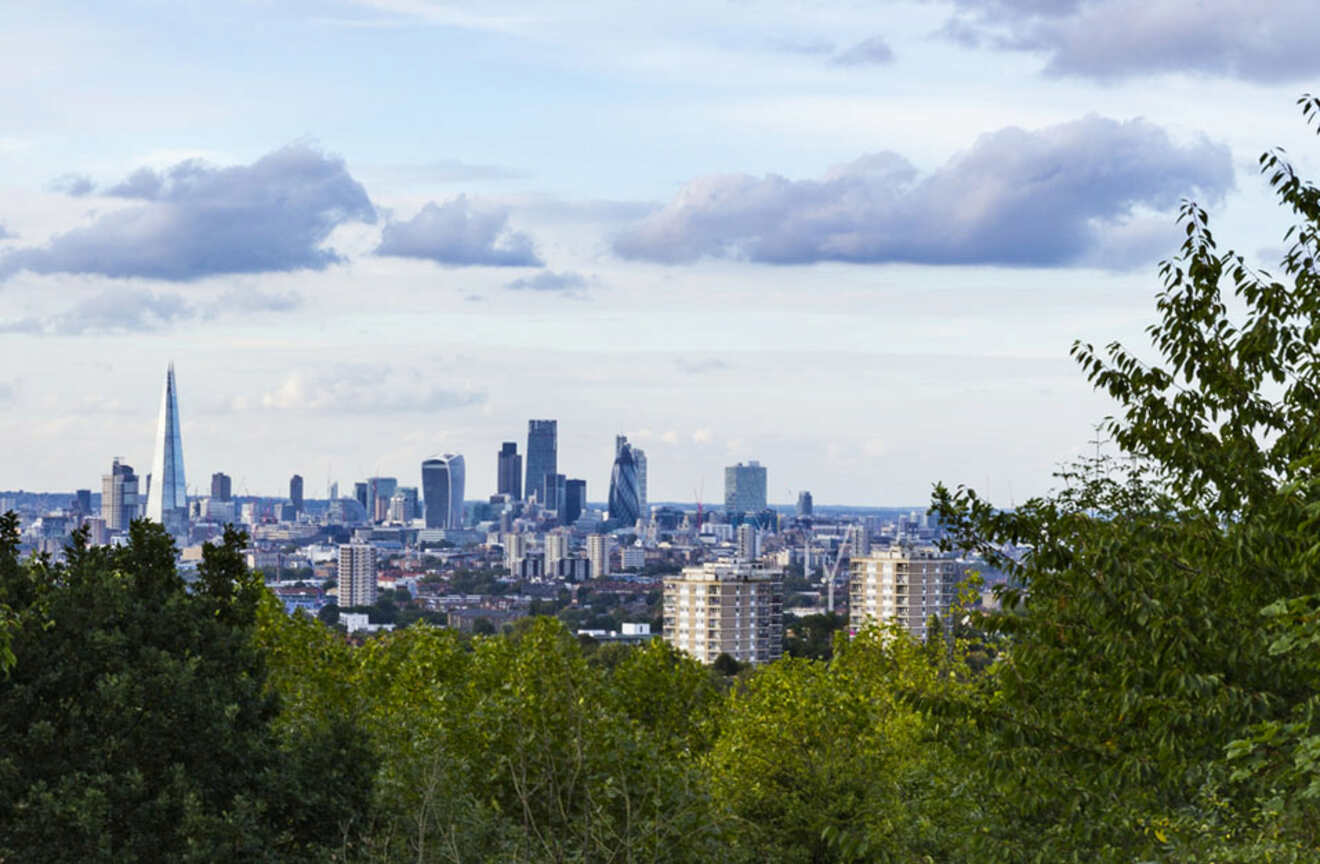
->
<box><xmin>563</xmin><ymin>479</ymin><xmax>587</xmax><ymax>524</ymax></box>
<box><xmin>354</xmin><ymin>482</ymin><xmax>369</xmax><ymax>514</ymax></box>
<box><xmin>847</xmin><ymin>523</ymin><xmax>872</xmax><ymax>557</ymax></box>
<box><xmin>587</xmin><ymin>534</ymin><xmax>611</xmax><ymax>579</ymax></box>
<box><xmin>609</xmin><ymin>442</ymin><xmax>641</xmax><ymax>524</ymax></box>
<box><xmin>634</xmin><ymin>448</ymin><xmax>648</xmax><ymax>516</ymax></box>
<box><xmin>101</xmin><ymin>458</ymin><xmax>139</xmax><ymax>531</ymax></box>
<box><xmin>724</xmin><ymin>461</ymin><xmax>767</xmax><ymax>513</ymax></box>
<box><xmin>497</xmin><ymin>442</ymin><xmax>522</xmax><ymax>500</ymax></box>
<box><xmin>366</xmin><ymin>477</ymin><xmax>398</xmax><ymax>524</ymax></box>
<box><xmin>74</xmin><ymin>489</ymin><xmax>92</xmax><ymax>517</ymax></box>
<box><xmin>289</xmin><ymin>474</ymin><xmax>304</xmax><ymax>513</ymax></box>
<box><xmin>144</xmin><ymin>363</ymin><xmax>188</xmax><ymax>537</ymax></box>
<box><xmin>736</xmin><ymin>523</ymin><xmax>759</xmax><ymax>560</ymax></box>
<box><xmin>848</xmin><ymin>547</ymin><xmax>962</xmax><ymax>642</ymax></box>
<box><xmin>211</xmin><ymin>472</ymin><xmax>232</xmax><ymax>502</ymax></box>
<box><xmin>396</xmin><ymin>486</ymin><xmax>420</xmax><ymax>521</ymax></box>
<box><xmin>796</xmin><ymin>491</ymin><xmax>813</xmax><ymax>517</ymax></box>
<box><xmin>83</xmin><ymin>515</ymin><xmax>109</xmax><ymax>546</ymax></box>
<box><xmin>620</xmin><ymin>545</ymin><xmax>645</xmax><ymax>570</ymax></box>
<box><xmin>337</xmin><ymin>543</ymin><xmax>378</xmax><ymax>608</ymax></box>
<box><xmin>503</xmin><ymin>532</ymin><xmax>527</xmax><ymax>572</ymax></box>
<box><xmin>663</xmin><ymin>559</ymin><xmax>783</xmax><ymax>665</ymax></box>
<box><xmin>544</xmin><ymin>472</ymin><xmax>567</xmax><ymax>516</ymax></box>
<box><xmin>422</xmin><ymin>455</ymin><xmax>465</xmax><ymax>529</ymax></box>
<box><xmin>525</xmin><ymin>420</ymin><xmax>557</xmax><ymax>504</ymax></box>
<box><xmin>545</xmin><ymin>531</ymin><xmax>568</xmax><ymax>572</ymax></box>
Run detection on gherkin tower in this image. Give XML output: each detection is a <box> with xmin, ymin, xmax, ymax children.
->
<box><xmin>145</xmin><ymin>363</ymin><xmax>188</xmax><ymax>536</ymax></box>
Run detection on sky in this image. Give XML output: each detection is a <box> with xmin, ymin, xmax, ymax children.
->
<box><xmin>1</xmin><ymin>0</ymin><xmax>1317</xmax><ymax>506</ymax></box>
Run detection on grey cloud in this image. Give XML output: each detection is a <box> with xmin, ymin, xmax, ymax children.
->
<box><xmin>0</xmin><ymin>288</ymin><xmax>193</xmax><ymax>335</ymax></box>
<box><xmin>0</xmin><ymin>225</ymin><xmax>11</xmax><ymax>240</ymax></box>
<box><xmin>49</xmin><ymin>173</ymin><xmax>95</xmax><ymax>196</ymax></box>
<box><xmin>376</xmin><ymin>195</ymin><xmax>542</xmax><ymax>266</ymax></box>
<box><xmin>506</xmin><ymin>269</ymin><xmax>588</xmax><ymax>294</ymax></box>
<box><xmin>0</xmin><ymin>144</ymin><xmax>375</xmax><ymax>281</ymax></box>
<box><xmin>942</xmin><ymin>0</ymin><xmax>1320</xmax><ymax>81</ymax></box>
<box><xmin>214</xmin><ymin>285</ymin><xmax>302</xmax><ymax>313</ymax></box>
<box><xmin>613</xmin><ymin>116</ymin><xmax>1232</xmax><ymax>268</ymax></box>
<box><xmin>832</xmin><ymin>36</ymin><xmax>895</xmax><ymax>66</ymax></box>
<box><xmin>260</xmin><ymin>364</ymin><xmax>486</xmax><ymax>414</ymax></box>
<box><xmin>105</xmin><ymin>166</ymin><xmax>167</xmax><ymax>199</ymax></box>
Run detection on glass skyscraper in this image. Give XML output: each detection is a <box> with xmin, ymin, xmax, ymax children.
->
<box><xmin>525</xmin><ymin>420</ymin><xmax>557</xmax><ymax>504</ymax></box>
<box><xmin>497</xmin><ymin>441</ymin><xmax>522</xmax><ymax>500</ymax></box>
<box><xmin>422</xmin><ymin>454</ymin><xmax>466</xmax><ymax>529</ymax></box>
<box><xmin>724</xmin><ymin>461</ymin><xmax>768</xmax><ymax>513</ymax></box>
<box><xmin>145</xmin><ymin>363</ymin><xmax>187</xmax><ymax>536</ymax></box>
<box><xmin>609</xmin><ymin>443</ymin><xmax>641</xmax><ymax>525</ymax></box>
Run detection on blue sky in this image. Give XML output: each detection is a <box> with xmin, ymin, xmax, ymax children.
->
<box><xmin>1</xmin><ymin>0</ymin><xmax>1317</xmax><ymax>504</ymax></box>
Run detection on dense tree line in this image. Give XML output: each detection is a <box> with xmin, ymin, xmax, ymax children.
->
<box><xmin>6</xmin><ymin>98</ymin><xmax>1320</xmax><ymax>861</ymax></box>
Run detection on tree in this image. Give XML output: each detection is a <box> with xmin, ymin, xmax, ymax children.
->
<box><xmin>927</xmin><ymin>96</ymin><xmax>1320</xmax><ymax>861</ymax></box>
<box><xmin>0</xmin><ymin>520</ymin><xmax>369</xmax><ymax>862</ymax></box>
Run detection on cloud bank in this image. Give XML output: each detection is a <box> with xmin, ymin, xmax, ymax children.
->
<box><xmin>941</xmin><ymin>0</ymin><xmax>1320</xmax><ymax>82</ymax></box>
<box><xmin>260</xmin><ymin>365</ymin><xmax>487</xmax><ymax>413</ymax></box>
<box><xmin>1</xmin><ymin>144</ymin><xmax>375</xmax><ymax>281</ymax></box>
<box><xmin>506</xmin><ymin>270</ymin><xmax>588</xmax><ymax>294</ymax></box>
<box><xmin>376</xmin><ymin>196</ymin><xmax>542</xmax><ymax>266</ymax></box>
<box><xmin>614</xmin><ymin>116</ymin><xmax>1231</xmax><ymax>268</ymax></box>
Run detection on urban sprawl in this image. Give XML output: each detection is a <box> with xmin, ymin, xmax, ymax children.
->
<box><xmin>5</xmin><ymin>366</ymin><xmax>987</xmax><ymax>665</ymax></box>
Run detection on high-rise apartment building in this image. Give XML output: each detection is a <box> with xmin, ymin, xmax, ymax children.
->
<box><xmin>724</xmin><ymin>461</ymin><xmax>767</xmax><ymax>513</ymax></box>
<box><xmin>609</xmin><ymin>442</ymin><xmax>641</xmax><ymax>525</ymax></box>
<box><xmin>663</xmin><ymin>560</ymin><xmax>783</xmax><ymax>665</ymax></box>
<box><xmin>101</xmin><ymin>458</ymin><xmax>139</xmax><ymax>531</ymax></box>
<box><xmin>289</xmin><ymin>474</ymin><xmax>304</xmax><ymax>513</ymax></box>
<box><xmin>525</xmin><ymin>420</ymin><xmax>557</xmax><ymax>504</ymax></box>
<box><xmin>337</xmin><ymin>543</ymin><xmax>378</xmax><ymax>608</ymax></box>
<box><xmin>545</xmin><ymin>531</ymin><xmax>568</xmax><ymax>574</ymax></box>
<box><xmin>503</xmin><ymin>532</ymin><xmax>527</xmax><ymax>572</ymax></box>
<box><xmin>145</xmin><ymin>364</ymin><xmax>188</xmax><ymax>536</ymax></box>
<box><xmin>421</xmin><ymin>455</ymin><xmax>465</xmax><ymax>529</ymax></box>
<box><xmin>497</xmin><ymin>442</ymin><xmax>522</xmax><ymax>500</ymax></box>
<box><xmin>587</xmin><ymin>534</ymin><xmax>611</xmax><ymax>579</ymax></box>
<box><xmin>211</xmin><ymin>472</ymin><xmax>232</xmax><ymax>502</ymax></box>
<box><xmin>848</xmin><ymin>546</ymin><xmax>962</xmax><ymax>642</ymax></box>
<box><xmin>563</xmin><ymin>479</ymin><xmax>586</xmax><ymax>524</ymax></box>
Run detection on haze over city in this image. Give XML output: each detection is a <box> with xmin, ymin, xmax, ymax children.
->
<box><xmin>1</xmin><ymin>1</ymin><xmax>1315</xmax><ymax>504</ymax></box>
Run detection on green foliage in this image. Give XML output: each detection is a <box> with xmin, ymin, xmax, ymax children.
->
<box><xmin>0</xmin><ymin>520</ymin><xmax>366</xmax><ymax>862</ymax></box>
<box><xmin>926</xmin><ymin>96</ymin><xmax>1320</xmax><ymax>861</ymax></box>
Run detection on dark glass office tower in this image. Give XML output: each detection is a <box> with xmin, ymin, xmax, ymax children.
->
<box><xmin>564</xmin><ymin>479</ymin><xmax>586</xmax><ymax>524</ymax></box>
<box><xmin>290</xmin><ymin>474</ymin><xmax>304</xmax><ymax>513</ymax></box>
<box><xmin>497</xmin><ymin>442</ymin><xmax>522</xmax><ymax>499</ymax></box>
<box><xmin>525</xmin><ymin>419</ymin><xmax>557</xmax><ymax>504</ymax></box>
<box><xmin>422</xmin><ymin>454</ymin><xmax>466</xmax><ymax>529</ymax></box>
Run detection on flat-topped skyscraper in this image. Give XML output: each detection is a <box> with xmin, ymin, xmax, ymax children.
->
<box><xmin>145</xmin><ymin>364</ymin><xmax>187</xmax><ymax>536</ymax></box>
<box><xmin>525</xmin><ymin>420</ymin><xmax>557</xmax><ymax>504</ymax></box>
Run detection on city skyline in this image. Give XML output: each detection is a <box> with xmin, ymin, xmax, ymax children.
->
<box><xmin>1</xmin><ymin>1</ymin><xmax>1313</xmax><ymax>505</ymax></box>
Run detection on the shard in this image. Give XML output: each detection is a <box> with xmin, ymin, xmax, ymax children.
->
<box><xmin>145</xmin><ymin>363</ymin><xmax>188</xmax><ymax>536</ymax></box>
